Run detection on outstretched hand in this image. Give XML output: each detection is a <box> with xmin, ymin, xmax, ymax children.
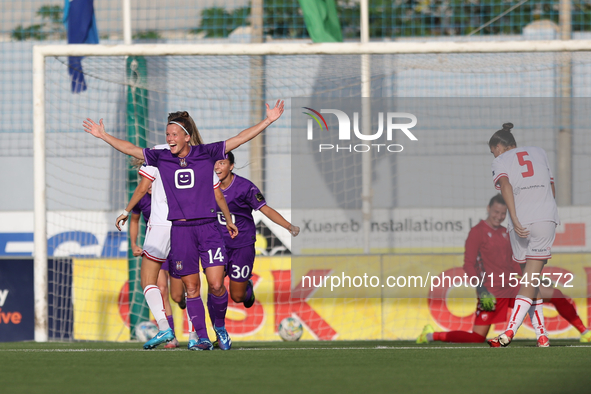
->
<box><xmin>265</xmin><ymin>100</ymin><xmax>285</xmax><ymax>123</ymax></box>
<box><xmin>83</xmin><ymin>118</ymin><xmax>106</xmax><ymax>139</ymax></box>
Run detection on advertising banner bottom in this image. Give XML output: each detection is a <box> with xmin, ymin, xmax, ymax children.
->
<box><xmin>71</xmin><ymin>256</ymin><xmax>590</xmax><ymax>342</ymax></box>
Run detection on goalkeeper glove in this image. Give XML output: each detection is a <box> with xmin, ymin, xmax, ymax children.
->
<box><xmin>477</xmin><ymin>286</ymin><xmax>496</xmax><ymax>312</ymax></box>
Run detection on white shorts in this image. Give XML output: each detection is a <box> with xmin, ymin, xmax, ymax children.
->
<box><xmin>509</xmin><ymin>221</ymin><xmax>556</xmax><ymax>263</ymax></box>
<box><xmin>142</xmin><ymin>223</ymin><xmax>172</xmax><ymax>263</ymax></box>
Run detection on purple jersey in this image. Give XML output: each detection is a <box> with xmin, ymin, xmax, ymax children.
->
<box><xmin>143</xmin><ymin>142</ymin><xmax>226</xmax><ymax>221</ymax></box>
<box><xmin>217</xmin><ymin>174</ymin><xmax>266</xmax><ymax>248</ymax></box>
<box><xmin>131</xmin><ymin>193</ymin><xmax>151</xmax><ymax>224</ymax></box>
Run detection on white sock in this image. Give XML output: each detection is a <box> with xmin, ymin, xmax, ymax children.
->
<box><xmin>143</xmin><ymin>285</ymin><xmax>169</xmax><ymax>331</ymax></box>
<box><xmin>528</xmin><ymin>299</ymin><xmax>547</xmax><ymax>338</ymax></box>
<box><xmin>186</xmin><ymin>307</ymin><xmax>198</xmax><ymax>340</ymax></box>
<box><xmin>506</xmin><ymin>295</ymin><xmax>532</xmax><ymax>334</ymax></box>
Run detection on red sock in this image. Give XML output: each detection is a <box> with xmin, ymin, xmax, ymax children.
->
<box><xmin>433</xmin><ymin>331</ymin><xmax>486</xmax><ymax>343</ymax></box>
<box><xmin>550</xmin><ymin>289</ymin><xmax>586</xmax><ymax>333</ymax></box>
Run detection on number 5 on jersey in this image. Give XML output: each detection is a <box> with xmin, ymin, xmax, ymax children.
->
<box><xmin>516</xmin><ymin>151</ymin><xmax>534</xmax><ymax>178</ymax></box>
<box><xmin>207</xmin><ymin>247</ymin><xmax>224</xmax><ymax>264</ymax></box>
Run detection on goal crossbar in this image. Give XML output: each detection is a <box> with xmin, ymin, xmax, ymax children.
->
<box><xmin>33</xmin><ymin>40</ymin><xmax>591</xmax><ymax>58</ymax></box>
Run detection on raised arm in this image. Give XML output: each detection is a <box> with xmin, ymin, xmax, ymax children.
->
<box><xmin>225</xmin><ymin>100</ymin><xmax>285</xmax><ymax>153</ymax></box>
<box><xmin>83</xmin><ymin>118</ymin><xmax>144</xmax><ymax>160</ymax></box>
<box><xmin>259</xmin><ymin>205</ymin><xmax>300</xmax><ymax>237</ymax></box>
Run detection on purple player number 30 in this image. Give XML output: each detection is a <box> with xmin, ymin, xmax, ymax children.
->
<box><xmin>231</xmin><ymin>264</ymin><xmax>250</xmax><ymax>279</ymax></box>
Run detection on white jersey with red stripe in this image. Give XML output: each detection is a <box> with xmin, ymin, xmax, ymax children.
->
<box><xmin>491</xmin><ymin>146</ymin><xmax>559</xmax><ymax>229</ymax></box>
<box><xmin>139</xmin><ymin>144</ymin><xmax>221</xmax><ymax>226</ymax></box>
<box><xmin>139</xmin><ymin>144</ymin><xmax>170</xmax><ymax>226</ymax></box>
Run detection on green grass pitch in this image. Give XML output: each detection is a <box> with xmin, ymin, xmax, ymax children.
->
<box><xmin>1</xmin><ymin>340</ymin><xmax>589</xmax><ymax>394</ymax></box>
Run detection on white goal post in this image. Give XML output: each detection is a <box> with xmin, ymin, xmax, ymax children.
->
<box><xmin>32</xmin><ymin>40</ymin><xmax>591</xmax><ymax>342</ymax></box>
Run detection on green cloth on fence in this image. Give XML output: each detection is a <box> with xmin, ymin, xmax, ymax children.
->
<box><xmin>299</xmin><ymin>0</ymin><xmax>343</xmax><ymax>42</ymax></box>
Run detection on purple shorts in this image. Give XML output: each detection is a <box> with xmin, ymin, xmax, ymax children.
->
<box><xmin>169</xmin><ymin>219</ymin><xmax>227</xmax><ymax>277</ymax></box>
<box><xmin>226</xmin><ymin>244</ymin><xmax>256</xmax><ymax>283</ymax></box>
<box><xmin>161</xmin><ymin>257</ymin><xmax>182</xmax><ymax>279</ymax></box>
<box><xmin>168</xmin><ymin>218</ymin><xmax>227</xmax><ymax>277</ymax></box>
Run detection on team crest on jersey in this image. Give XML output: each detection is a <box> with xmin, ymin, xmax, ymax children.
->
<box><xmin>481</xmin><ymin>313</ymin><xmax>489</xmax><ymax>322</ymax></box>
<box><xmin>256</xmin><ymin>192</ymin><xmax>264</xmax><ymax>202</ymax></box>
<box><xmin>176</xmin><ymin>261</ymin><xmax>183</xmax><ymax>271</ymax></box>
<box><xmin>179</xmin><ymin>158</ymin><xmax>187</xmax><ymax>167</ymax></box>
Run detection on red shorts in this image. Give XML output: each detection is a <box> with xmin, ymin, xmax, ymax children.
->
<box><xmin>473</xmin><ymin>297</ymin><xmax>514</xmax><ymax>326</ymax></box>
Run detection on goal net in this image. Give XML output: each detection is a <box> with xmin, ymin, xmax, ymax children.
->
<box><xmin>34</xmin><ymin>41</ymin><xmax>591</xmax><ymax>342</ymax></box>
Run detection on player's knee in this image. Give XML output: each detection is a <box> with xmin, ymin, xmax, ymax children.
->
<box><xmin>208</xmin><ymin>282</ymin><xmax>226</xmax><ymax>296</ymax></box>
<box><xmin>157</xmin><ymin>285</ymin><xmax>168</xmax><ymax>295</ymax></box>
<box><xmin>230</xmin><ymin>292</ymin><xmax>245</xmax><ymax>303</ymax></box>
<box><xmin>170</xmin><ymin>292</ymin><xmax>183</xmax><ymax>303</ymax></box>
<box><xmin>185</xmin><ymin>286</ymin><xmax>200</xmax><ymax>298</ymax></box>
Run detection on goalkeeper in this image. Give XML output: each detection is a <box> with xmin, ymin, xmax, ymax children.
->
<box><xmin>417</xmin><ymin>194</ymin><xmax>590</xmax><ymax>344</ymax></box>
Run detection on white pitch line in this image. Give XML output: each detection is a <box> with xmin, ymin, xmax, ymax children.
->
<box><xmin>0</xmin><ymin>345</ymin><xmax>589</xmax><ymax>352</ymax></box>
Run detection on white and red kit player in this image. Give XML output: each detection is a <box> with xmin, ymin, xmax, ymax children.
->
<box><xmin>488</xmin><ymin>123</ymin><xmax>559</xmax><ymax>348</ymax></box>
<box><xmin>116</xmin><ymin>148</ymin><xmax>180</xmax><ymax>348</ymax></box>
<box><xmin>417</xmin><ymin>195</ymin><xmax>589</xmax><ymax>344</ymax></box>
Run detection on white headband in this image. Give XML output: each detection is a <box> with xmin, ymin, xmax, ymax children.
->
<box><xmin>169</xmin><ymin>121</ymin><xmax>190</xmax><ymax>136</ymax></box>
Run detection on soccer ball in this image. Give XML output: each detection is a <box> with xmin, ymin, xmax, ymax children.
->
<box><xmin>135</xmin><ymin>321</ymin><xmax>159</xmax><ymax>342</ymax></box>
<box><xmin>278</xmin><ymin>317</ymin><xmax>303</xmax><ymax>341</ymax></box>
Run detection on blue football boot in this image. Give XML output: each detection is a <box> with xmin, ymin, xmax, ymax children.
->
<box><xmin>214</xmin><ymin>325</ymin><xmax>232</xmax><ymax>350</ymax></box>
<box><xmin>188</xmin><ymin>338</ymin><xmax>214</xmax><ymax>351</ymax></box>
<box><xmin>143</xmin><ymin>328</ymin><xmax>175</xmax><ymax>350</ymax></box>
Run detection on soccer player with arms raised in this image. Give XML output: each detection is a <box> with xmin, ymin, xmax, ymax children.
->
<box><xmin>84</xmin><ymin>100</ymin><xmax>284</xmax><ymax>350</ymax></box>
<box><xmin>116</xmin><ymin>112</ymin><xmax>220</xmax><ymax>349</ymax></box>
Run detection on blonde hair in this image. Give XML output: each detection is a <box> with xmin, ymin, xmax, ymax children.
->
<box><xmin>167</xmin><ymin>111</ymin><xmax>203</xmax><ymax>145</ymax></box>
<box><xmin>131</xmin><ymin>157</ymin><xmax>145</xmax><ymax>169</ymax></box>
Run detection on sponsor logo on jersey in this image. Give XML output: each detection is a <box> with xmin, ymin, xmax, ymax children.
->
<box><xmin>174</xmin><ymin>169</ymin><xmax>194</xmax><ymax>189</ymax></box>
<box><xmin>216</xmin><ymin>212</ymin><xmax>236</xmax><ymax>226</ymax></box>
